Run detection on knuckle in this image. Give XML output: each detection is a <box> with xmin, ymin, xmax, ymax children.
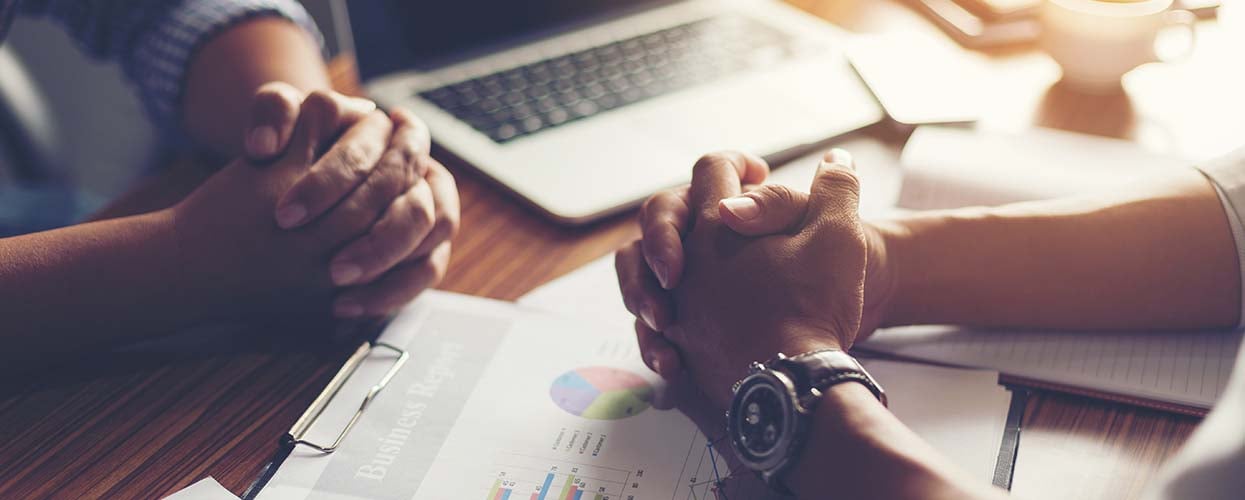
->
<box><xmin>639</xmin><ymin>195</ymin><xmax>659</xmax><ymax>222</ymax></box>
<box><xmin>764</xmin><ymin>185</ymin><xmax>797</xmax><ymax>205</ymax></box>
<box><xmin>407</xmin><ymin>150</ymin><xmax>433</xmax><ymax>179</ymax></box>
<box><xmin>818</xmin><ymin>166</ymin><xmax>861</xmax><ymax>192</ymax></box>
<box><xmin>692</xmin><ymin>152</ymin><xmax>735</xmax><ymax>176</ymax></box>
<box><xmin>337</xmin><ymin>143</ymin><xmax>374</xmax><ymax>177</ymax></box>
<box><xmin>410</xmin><ymin>194</ymin><xmax>436</xmax><ymax>229</ymax></box>
<box><xmin>698</xmin><ymin>205</ymin><xmax>722</xmax><ymax>226</ymax></box>
<box><xmin>380</xmin><ymin>159</ymin><xmax>415</xmax><ymax>196</ymax></box>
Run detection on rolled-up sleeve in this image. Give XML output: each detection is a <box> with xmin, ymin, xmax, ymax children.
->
<box><xmin>1196</xmin><ymin>147</ymin><xmax>1245</xmax><ymax>328</ymax></box>
<box><xmin>19</xmin><ymin>0</ymin><xmax>323</xmax><ymax>139</ymax></box>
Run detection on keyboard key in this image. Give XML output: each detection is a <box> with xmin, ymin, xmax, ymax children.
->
<box><xmin>418</xmin><ymin>16</ymin><xmax>793</xmax><ymax>143</ymax></box>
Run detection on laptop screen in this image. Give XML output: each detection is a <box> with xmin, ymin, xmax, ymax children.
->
<box><xmin>346</xmin><ymin>0</ymin><xmax>673</xmax><ymax>81</ymax></box>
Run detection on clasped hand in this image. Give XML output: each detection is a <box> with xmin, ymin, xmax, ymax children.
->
<box><xmin>172</xmin><ymin>83</ymin><xmax>459</xmax><ymax>322</ymax></box>
<box><xmin>615</xmin><ymin>150</ymin><xmax>895</xmax><ymax>407</ymax></box>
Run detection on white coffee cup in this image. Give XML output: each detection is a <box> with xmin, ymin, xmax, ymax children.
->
<box><xmin>1040</xmin><ymin>0</ymin><xmax>1196</xmax><ymax>91</ymax></box>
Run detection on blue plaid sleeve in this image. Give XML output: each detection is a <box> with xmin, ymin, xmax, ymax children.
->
<box><xmin>18</xmin><ymin>0</ymin><xmax>324</xmax><ymax>141</ymax></box>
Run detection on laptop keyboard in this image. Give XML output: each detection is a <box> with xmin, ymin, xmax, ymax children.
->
<box><xmin>418</xmin><ymin>16</ymin><xmax>796</xmax><ymax>144</ymax></box>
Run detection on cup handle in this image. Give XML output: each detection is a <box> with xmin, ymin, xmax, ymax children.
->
<box><xmin>1155</xmin><ymin>9</ymin><xmax>1197</xmax><ymax>63</ymax></box>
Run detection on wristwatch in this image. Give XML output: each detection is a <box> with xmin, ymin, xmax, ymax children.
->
<box><xmin>726</xmin><ymin>349</ymin><xmax>887</xmax><ymax>493</ymax></box>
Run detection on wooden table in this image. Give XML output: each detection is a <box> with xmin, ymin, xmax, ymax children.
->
<box><xmin>2</xmin><ymin>1</ymin><xmax>1242</xmax><ymax>498</ymax></box>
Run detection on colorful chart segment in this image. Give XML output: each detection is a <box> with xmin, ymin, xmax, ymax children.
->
<box><xmin>486</xmin><ymin>453</ymin><xmax>631</xmax><ymax>500</ymax></box>
<box><xmin>550</xmin><ymin>367</ymin><xmax>653</xmax><ymax>420</ymax></box>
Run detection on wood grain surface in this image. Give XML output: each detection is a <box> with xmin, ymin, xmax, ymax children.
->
<box><xmin>2</xmin><ymin>0</ymin><xmax>1242</xmax><ymax>498</ymax></box>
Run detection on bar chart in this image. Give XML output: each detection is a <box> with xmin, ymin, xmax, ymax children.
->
<box><xmin>483</xmin><ymin>453</ymin><xmax>635</xmax><ymax>500</ymax></box>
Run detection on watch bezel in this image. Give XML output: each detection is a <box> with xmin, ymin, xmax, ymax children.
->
<box><xmin>727</xmin><ymin>368</ymin><xmax>808</xmax><ymax>474</ymax></box>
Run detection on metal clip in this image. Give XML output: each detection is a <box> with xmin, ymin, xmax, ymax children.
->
<box><xmin>286</xmin><ymin>341</ymin><xmax>408</xmax><ymax>453</ymax></box>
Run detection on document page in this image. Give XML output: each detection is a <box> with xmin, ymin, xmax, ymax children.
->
<box><xmin>860</xmin><ymin>325</ymin><xmax>1243</xmax><ymax>409</ymax></box>
<box><xmin>519</xmin><ymin>257</ymin><xmax>1012</xmax><ymax>482</ymax></box>
<box><xmin>259</xmin><ymin>291</ymin><xmax>783</xmax><ymax>500</ymax></box>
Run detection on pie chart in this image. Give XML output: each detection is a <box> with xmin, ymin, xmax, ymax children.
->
<box><xmin>550</xmin><ymin>366</ymin><xmax>654</xmax><ymax>420</ymax></box>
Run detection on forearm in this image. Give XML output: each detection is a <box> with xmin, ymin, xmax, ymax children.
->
<box><xmin>786</xmin><ymin>383</ymin><xmax>1004</xmax><ymax>500</ymax></box>
<box><xmin>183</xmin><ymin>17</ymin><xmax>329</xmax><ymax>157</ymax></box>
<box><xmin>879</xmin><ymin>169</ymin><xmax>1240</xmax><ymax>330</ymax></box>
<box><xmin>0</xmin><ymin>211</ymin><xmax>201</xmax><ymax>363</ymax></box>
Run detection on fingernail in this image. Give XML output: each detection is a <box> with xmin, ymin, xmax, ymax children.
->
<box><xmin>649</xmin><ymin>355</ymin><xmax>663</xmax><ymax>375</ymax></box>
<box><xmin>827</xmin><ymin>148</ymin><xmax>854</xmax><ymax>170</ymax></box>
<box><xmin>721</xmin><ymin>196</ymin><xmax>761</xmax><ymax>220</ymax></box>
<box><xmin>247</xmin><ymin>126</ymin><xmax>278</xmax><ymax>157</ymax></box>
<box><xmin>275</xmin><ymin>203</ymin><xmax>307</xmax><ymax>229</ymax></box>
<box><xmin>331</xmin><ymin>262</ymin><xmax>363</xmax><ymax>286</ymax></box>
<box><xmin>652</xmin><ymin>258</ymin><xmax>671</xmax><ymax>289</ymax></box>
<box><xmin>640</xmin><ymin>305</ymin><xmax>658</xmax><ymax>331</ymax></box>
<box><xmin>334</xmin><ymin>300</ymin><xmax>364</xmax><ymax>318</ymax></box>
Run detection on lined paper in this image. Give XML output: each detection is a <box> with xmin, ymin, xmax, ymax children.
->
<box><xmin>859</xmin><ymin>326</ymin><xmax>1244</xmax><ymax>409</ymax></box>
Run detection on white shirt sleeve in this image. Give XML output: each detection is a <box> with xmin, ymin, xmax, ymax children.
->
<box><xmin>1142</xmin><ymin>149</ymin><xmax>1245</xmax><ymax>500</ymax></box>
<box><xmin>1195</xmin><ymin>147</ymin><xmax>1245</xmax><ymax>328</ymax></box>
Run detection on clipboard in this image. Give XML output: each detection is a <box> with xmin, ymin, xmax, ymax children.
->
<box><xmin>242</xmin><ymin>340</ymin><xmax>409</xmax><ymax>500</ymax></box>
<box><xmin>238</xmin><ymin>339</ymin><xmax>1029</xmax><ymax>498</ymax></box>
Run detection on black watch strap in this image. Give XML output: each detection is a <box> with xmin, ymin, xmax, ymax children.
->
<box><xmin>775</xmin><ymin>349</ymin><xmax>888</xmax><ymax>409</ymax></box>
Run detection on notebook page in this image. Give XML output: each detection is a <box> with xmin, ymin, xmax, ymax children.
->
<box><xmin>859</xmin><ymin>326</ymin><xmax>1243</xmax><ymax>409</ymax></box>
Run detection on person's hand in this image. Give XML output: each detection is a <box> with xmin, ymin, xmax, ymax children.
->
<box><xmin>241</xmin><ymin>83</ymin><xmax>460</xmax><ymax>318</ymax></box>
<box><xmin>169</xmin><ymin>91</ymin><xmax>440</xmax><ymax>320</ymax></box>
<box><xmin>618</xmin><ymin>150</ymin><xmax>894</xmax><ymax>405</ymax></box>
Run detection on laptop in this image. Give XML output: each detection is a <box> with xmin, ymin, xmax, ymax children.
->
<box><xmin>338</xmin><ymin>0</ymin><xmax>883</xmax><ymax>224</ymax></box>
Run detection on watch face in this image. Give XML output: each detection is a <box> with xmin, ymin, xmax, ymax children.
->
<box><xmin>728</xmin><ymin>371</ymin><xmax>795</xmax><ymax>470</ymax></box>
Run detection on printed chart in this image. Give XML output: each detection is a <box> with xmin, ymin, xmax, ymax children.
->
<box><xmin>550</xmin><ymin>367</ymin><xmax>654</xmax><ymax>420</ymax></box>
<box><xmin>484</xmin><ymin>453</ymin><xmax>636</xmax><ymax>500</ymax></box>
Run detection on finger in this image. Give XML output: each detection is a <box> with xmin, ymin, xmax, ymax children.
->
<box><xmin>282</xmin><ymin>90</ymin><xmax>376</xmax><ymax>170</ymax></box>
<box><xmin>246</xmin><ymin>82</ymin><xmax>304</xmax><ymax>161</ymax></box>
<box><xmin>636</xmin><ymin>320</ymin><xmax>683</xmax><ymax>379</ymax></box>
<box><xmin>388</xmin><ymin>107</ymin><xmax>432</xmax><ymax>157</ymax></box>
<box><xmin>688</xmin><ymin>151</ymin><xmax>769</xmax><ymax>224</ymax></box>
<box><xmin>310</xmin><ymin>123</ymin><xmax>421</xmax><ymax>251</ymax></box>
<box><xmin>614</xmin><ymin>241</ymin><xmax>674</xmax><ymax>331</ymax></box>
<box><xmin>805</xmin><ymin>148</ymin><xmax>861</xmax><ymax>225</ymax></box>
<box><xmin>334</xmin><ymin>241</ymin><xmax>451</xmax><ymax>318</ymax></box>
<box><xmin>329</xmin><ymin>179</ymin><xmax>435</xmax><ymax>286</ymax></box>
<box><xmin>247</xmin><ymin>86</ymin><xmax>374</xmax><ymax>162</ymax></box>
<box><xmin>408</xmin><ymin>158</ymin><xmax>461</xmax><ymax>259</ymax></box>
<box><xmin>277</xmin><ymin>108</ymin><xmax>394</xmax><ymax>229</ymax></box>
<box><xmin>639</xmin><ymin>187</ymin><xmax>690</xmax><ymax>289</ymax></box>
<box><xmin>325</xmin><ymin>113</ymin><xmax>438</xmax><ymax>284</ymax></box>
<box><xmin>718</xmin><ymin>184</ymin><xmax>810</xmax><ymax>235</ymax></box>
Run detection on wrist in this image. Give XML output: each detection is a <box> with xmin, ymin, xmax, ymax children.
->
<box><xmin>866</xmin><ymin>218</ymin><xmax>917</xmax><ymax>329</ymax></box>
<box><xmin>784</xmin><ymin>381</ymin><xmax>888</xmax><ymax>495</ymax></box>
<box><xmin>772</xmin><ymin>319</ymin><xmax>844</xmax><ymax>356</ymax></box>
<box><xmin>162</xmin><ymin>204</ymin><xmax>221</xmax><ymax>323</ymax></box>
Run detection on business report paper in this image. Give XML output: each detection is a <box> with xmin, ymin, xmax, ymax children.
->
<box><xmin>258</xmin><ymin>292</ymin><xmax>783</xmax><ymax>500</ymax></box>
<box><xmin>519</xmin><ymin>257</ymin><xmax>1012</xmax><ymax>482</ymax></box>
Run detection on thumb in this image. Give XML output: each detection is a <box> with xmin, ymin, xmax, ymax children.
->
<box><xmin>805</xmin><ymin>148</ymin><xmax>861</xmax><ymax>224</ymax></box>
<box><xmin>717</xmin><ymin>184</ymin><xmax>809</xmax><ymax>235</ymax></box>
<box><xmin>245</xmin><ymin>82</ymin><xmax>304</xmax><ymax>161</ymax></box>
